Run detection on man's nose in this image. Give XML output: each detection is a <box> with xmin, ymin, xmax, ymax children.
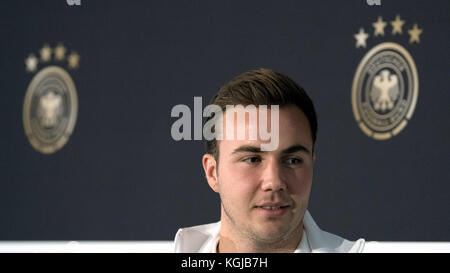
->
<box><xmin>260</xmin><ymin>158</ymin><xmax>286</xmax><ymax>192</ymax></box>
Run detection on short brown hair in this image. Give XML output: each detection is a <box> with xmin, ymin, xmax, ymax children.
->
<box><xmin>204</xmin><ymin>68</ymin><xmax>318</xmax><ymax>159</ymax></box>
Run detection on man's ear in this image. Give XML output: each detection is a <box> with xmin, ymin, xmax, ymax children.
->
<box><xmin>202</xmin><ymin>154</ymin><xmax>219</xmax><ymax>193</ymax></box>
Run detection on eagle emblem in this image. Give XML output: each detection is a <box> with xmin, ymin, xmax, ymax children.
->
<box><xmin>370</xmin><ymin>69</ymin><xmax>400</xmax><ymax>112</ymax></box>
<box><xmin>37</xmin><ymin>91</ymin><xmax>63</xmax><ymax>128</ymax></box>
<box><xmin>351</xmin><ymin>42</ymin><xmax>419</xmax><ymax>140</ymax></box>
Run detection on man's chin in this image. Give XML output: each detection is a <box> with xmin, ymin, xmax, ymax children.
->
<box><xmin>250</xmin><ymin>223</ymin><xmax>293</xmax><ymax>243</ymax></box>
<box><xmin>251</xmin><ymin>215</ymin><xmax>303</xmax><ymax>241</ymax></box>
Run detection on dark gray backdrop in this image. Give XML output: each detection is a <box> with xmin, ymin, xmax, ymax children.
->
<box><xmin>0</xmin><ymin>0</ymin><xmax>449</xmax><ymax>241</ymax></box>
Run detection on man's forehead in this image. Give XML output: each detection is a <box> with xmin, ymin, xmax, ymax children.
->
<box><xmin>222</xmin><ymin>105</ymin><xmax>309</xmax><ymax>126</ymax></box>
<box><xmin>224</xmin><ymin>106</ymin><xmax>312</xmax><ymax>134</ymax></box>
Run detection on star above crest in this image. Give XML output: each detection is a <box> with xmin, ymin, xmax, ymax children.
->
<box><xmin>408</xmin><ymin>23</ymin><xmax>423</xmax><ymax>44</ymax></box>
<box><xmin>372</xmin><ymin>16</ymin><xmax>387</xmax><ymax>36</ymax></box>
<box><xmin>68</xmin><ymin>52</ymin><xmax>80</xmax><ymax>69</ymax></box>
<box><xmin>54</xmin><ymin>43</ymin><xmax>67</xmax><ymax>61</ymax></box>
<box><xmin>25</xmin><ymin>54</ymin><xmax>38</xmax><ymax>72</ymax></box>
<box><xmin>391</xmin><ymin>15</ymin><xmax>405</xmax><ymax>35</ymax></box>
<box><xmin>40</xmin><ymin>44</ymin><xmax>52</xmax><ymax>62</ymax></box>
<box><xmin>354</xmin><ymin>28</ymin><xmax>369</xmax><ymax>48</ymax></box>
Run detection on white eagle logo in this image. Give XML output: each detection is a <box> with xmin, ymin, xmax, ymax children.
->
<box><xmin>37</xmin><ymin>91</ymin><xmax>63</xmax><ymax>128</ymax></box>
<box><xmin>370</xmin><ymin>69</ymin><xmax>400</xmax><ymax>112</ymax></box>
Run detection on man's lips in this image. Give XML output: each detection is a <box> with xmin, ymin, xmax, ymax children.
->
<box><xmin>254</xmin><ymin>202</ymin><xmax>290</xmax><ymax>209</ymax></box>
<box><xmin>254</xmin><ymin>202</ymin><xmax>291</xmax><ymax>212</ymax></box>
<box><xmin>254</xmin><ymin>203</ymin><xmax>290</xmax><ymax>216</ymax></box>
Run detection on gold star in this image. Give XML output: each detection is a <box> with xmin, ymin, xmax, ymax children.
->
<box><xmin>25</xmin><ymin>54</ymin><xmax>38</xmax><ymax>72</ymax></box>
<box><xmin>372</xmin><ymin>16</ymin><xmax>387</xmax><ymax>36</ymax></box>
<box><xmin>40</xmin><ymin>44</ymin><xmax>52</xmax><ymax>62</ymax></box>
<box><xmin>54</xmin><ymin>43</ymin><xmax>67</xmax><ymax>61</ymax></box>
<box><xmin>68</xmin><ymin>52</ymin><xmax>80</xmax><ymax>69</ymax></box>
<box><xmin>408</xmin><ymin>23</ymin><xmax>423</xmax><ymax>44</ymax></box>
<box><xmin>354</xmin><ymin>28</ymin><xmax>369</xmax><ymax>48</ymax></box>
<box><xmin>391</xmin><ymin>15</ymin><xmax>405</xmax><ymax>35</ymax></box>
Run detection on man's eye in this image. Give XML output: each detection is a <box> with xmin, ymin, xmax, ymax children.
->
<box><xmin>243</xmin><ymin>157</ymin><xmax>261</xmax><ymax>164</ymax></box>
<box><xmin>285</xmin><ymin>158</ymin><xmax>302</xmax><ymax>165</ymax></box>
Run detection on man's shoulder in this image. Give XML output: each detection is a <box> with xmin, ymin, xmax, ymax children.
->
<box><xmin>311</xmin><ymin>229</ymin><xmax>365</xmax><ymax>253</ymax></box>
<box><xmin>303</xmin><ymin>211</ymin><xmax>365</xmax><ymax>253</ymax></box>
<box><xmin>174</xmin><ymin>222</ymin><xmax>220</xmax><ymax>253</ymax></box>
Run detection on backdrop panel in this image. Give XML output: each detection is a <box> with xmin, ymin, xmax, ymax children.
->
<box><xmin>0</xmin><ymin>0</ymin><xmax>448</xmax><ymax>241</ymax></box>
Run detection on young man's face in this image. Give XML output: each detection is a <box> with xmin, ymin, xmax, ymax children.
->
<box><xmin>204</xmin><ymin>105</ymin><xmax>315</xmax><ymax>244</ymax></box>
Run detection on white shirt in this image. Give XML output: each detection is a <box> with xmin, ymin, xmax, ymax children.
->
<box><xmin>174</xmin><ymin>210</ymin><xmax>365</xmax><ymax>253</ymax></box>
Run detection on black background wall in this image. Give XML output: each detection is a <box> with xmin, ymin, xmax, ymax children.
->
<box><xmin>0</xmin><ymin>0</ymin><xmax>449</xmax><ymax>241</ymax></box>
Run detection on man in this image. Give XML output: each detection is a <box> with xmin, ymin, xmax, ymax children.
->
<box><xmin>174</xmin><ymin>68</ymin><xmax>365</xmax><ymax>253</ymax></box>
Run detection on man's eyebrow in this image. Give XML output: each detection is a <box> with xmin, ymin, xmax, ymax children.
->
<box><xmin>281</xmin><ymin>145</ymin><xmax>311</xmax><ymax>155</ymax></box>
<box><xmin>231</xmin><ymin>145</ymin><xmax>262</xmax><ymax>155</ymax></box>
<box><xmin>231</xmin><ymin>144</ymin><xmax>311</xmax><ymax>155</ymax></box>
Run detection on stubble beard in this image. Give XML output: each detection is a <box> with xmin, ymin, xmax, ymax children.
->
<box><xmin>220</xmin><ymin>195</ymin><xmax>304</xmax><ymax>251</ymax></box>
